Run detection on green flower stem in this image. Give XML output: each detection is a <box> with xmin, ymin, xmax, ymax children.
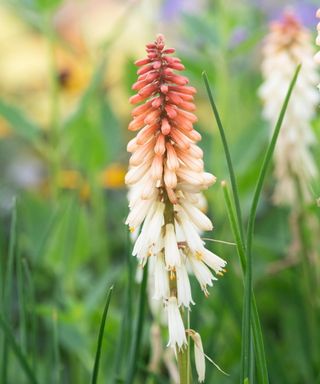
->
<box><xmin>178</xmin><ymin>345</ymin><xmax>191</xmax><ymax>384</ymax></box>
<box><xmin>165</xmin><ymin>198</ymin><xmax>191</xmax><ymax>384</ymax></box>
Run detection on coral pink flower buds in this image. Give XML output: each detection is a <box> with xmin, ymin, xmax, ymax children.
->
<box><xmin>125</xmin><ymin>35</ymin><xmax>226</xmax><ymax>380</ymax></box>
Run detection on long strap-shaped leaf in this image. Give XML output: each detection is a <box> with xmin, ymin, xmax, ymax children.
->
<box><xmin>242</xmin><ymin>64</ymin><xmax>301</xmax><ymax>382</ymax></box>
<box><xmin>91</xmin><ymin>285</ymin><xmax>114</xmax><ymax>384</ymax></box>
<box><xmin>203</xmin><ymin>72</ymin><xmax>245</xmax><ymax>244</ymax></box>
<box><xmin>202</xmin><ymin>73</ymin><xmax>269</xmax><ymax>384</ymax></box>
<box><xmin>221</xmin><ymin>182</ymin><xmax>268</xmax><ymax>384</ymax></box>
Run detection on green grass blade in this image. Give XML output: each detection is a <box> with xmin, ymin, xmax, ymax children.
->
<box><xmin>22</xmin><ymin>258</ymin><xmax>37</xmax><ymax>371</ymax></box>
<box><xmin>91</xmin><ymin>285</ymin><xmax>114</xmax><ymax>384</ymax></box>
<box><xmin>221</xmin><ymin>181</ymin><xmax>245</xmax><ymax>268</ymax></box>
<box><xmin>17</xmin><ymin>250</ymin><xmax>27</xmax><ymax>354</ymax></box>
<box><xmin>222</xmin><ymin>181</ymin><xmax>269</xmax><ymax>384</ymax></box>
<box><xmin>243</xmin><ymin>64</ymin><xmax>301</xmax><ymax>382</ymax></box>
<box><xmin>0</xmin><ymin>101</ymin><xmax>41</xmax><ymax>142</ymax></box>
<box><xmin>125</xmin><ymin>265</ymin><xmax>148</xmax><ymax>384</ymax></box>
<box><xmin>52</xmin><ymin>309</ymin><xmax>60</xmax><ymax>384</ymax></box>
<box><xmin>4</xmin><ymin>197</ymin><xmax>17</xmax><ymax>312</ymax></box>
<box><xmin>0</xmin><ymin>314</ymin><xmax>38</xmax><ymax>384</ymax></box>
<box><xmin>202</xmin><ymin>72</ymin><xmax>245</xmax><ymax>244</ymax></box>
<box><xmin>1</xmin><ymin>197</ymin><xmax>17</xmax><ymax>383</ymax></box>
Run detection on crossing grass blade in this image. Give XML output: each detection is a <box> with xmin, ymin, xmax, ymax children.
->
<box><xmin>202</xmin><ymin>71</ymin><xmax>245</xmax><ymax>244</ymax></box>
<box><xmin>243</xmin><ymin>64</ymin><xmax>301</xmax><ymax>382</ymax></box>
<box><xmin>221</xmin><ymin>181</ymin><xmax>268</xmax><ymax>384</ymax></box>
<box><xmin>1</xmin><ymin>197</ymin><xmax>17</xmax><ymax>383</ymax></box>
<box><xmin>52</xmin><ymin>309</ymin><xmax>60</xmax><ymax>384</ymax></box>
<box><xmin>203</xmin><ymin>72</ymin><xmax>269</xmax><ymax>384</ymax></box>
<box><xmin>91</xmin><ymin>285</ymin><xmax>114</xmax><ymax>384</ymax></box>
<box><xmin>0</xmin><ymin>314</ymin><xmax>38</xmax><ymax>384</ymax></box>
<box><xmin>17</xmin><ymin>250</ymin><xmax>27</xmax><ymax>354</ymax></box>
<box><xmin>22</xmin><ymin>258</ymin><xmax>37</xmax><ymax>371</ymax></box>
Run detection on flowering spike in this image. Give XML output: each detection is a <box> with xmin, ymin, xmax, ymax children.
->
<box><xmin>125</xmin><ymin>35</ymin><xmax>226</xmax><ymax>381</ymax></box>
<box><xmin>259</xmin><ymin>12</ymin><xmax>319</xmax><ymax>205</ymax></box>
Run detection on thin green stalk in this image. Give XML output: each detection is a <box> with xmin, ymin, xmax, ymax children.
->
<box><xmin>222</xmin><ymin>181</ymin><xmax>268</xmax><ymax>384</ymax></box>
<box><xmin>1</xmin><ymin>197</ymin><xmax>17</xmax><ymax>383</ymax></box>
<box><xmin>243</xmin><ymin>64</ymin><xmax>301</xmax><ymax>382</ymax></box>
<box><xmin>178</xmin><ymin>346</ymin><xmax>190</xmax><ymax>384</ymax></box>
<box><xmin>164</xmin><ymin>200</ymin><xmax>191</xmax><ymax>384</ymax></box>
<box><xmin>17</xmin><ymin>249</ymin><xmax>27</xmax><ymax>354</ymax></box>
<box><xmin>22</xmin><ymin>258</ymin><xmax>37</xmax><ymax>372</ymax></box>
<box><xmin>202</xmin><ymin>72</ymin><xmax>244</xmax><ymax>244</ymax></box>
<box><xmin>91</xmin><ymin>285</ymin><xmax>114</xmax><ymax>384</ymax></box>
<box><xmin>125</xmin><ymin>265</ymin><xmax>148</xmax><ymax>384</ymax></box>
<box><xmin>52</xmin><ymin>309</ymin><xmax>60</xmax><ymax>384</ymax></box>
<box><xmin>294</xmin><ymin>178</ymin><xmax>319</xmax><ymax>372</ymax></box>
<box><xmin>0</xmin><ymin>314</ymin><xmax>38</xmax><ymax>384</ymax></box>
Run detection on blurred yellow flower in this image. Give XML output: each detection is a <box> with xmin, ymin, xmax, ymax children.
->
<box><xmin>58</xmin><ymin>169</ymin><xmax>91</xmax><ymax>201</ymax></box>
<box><xmin>99</xmin><ymin>163</ymin><xmax>126</xmax><ymax>189</ymax></box>
<box><xmin>56</xmin><ymin>47</ymin><xmax>92</xmax><ymax>95</ymax></box>
<box><xmin>58</xmin><ymin>170</ymin><xmax>82</xmax><ymax>189</ymax></box>
<box><xmin>0</xmin><ymin>118</ymin><xmax>11</xmax><ymax>139</ymax></box>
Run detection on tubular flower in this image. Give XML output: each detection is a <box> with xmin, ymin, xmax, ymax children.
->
<box><xmin>125</xmin><ymin>34</ymin><xmax>226</xmax><ymax>377</ymax></box>
<box><xmin>259</xmin><ymin>12</ymin><xmax>319</xmax><ymax>205</ymax></box>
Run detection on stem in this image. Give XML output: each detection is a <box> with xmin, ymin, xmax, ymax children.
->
<box><xmin>178</xmin><ymin>345</ymin><xmax>189</xmax><ymax>384</ymax></box>
<box><xmin>294</xmin><ymin>178</ymin><xmax>319</xmax><ymax>372</ymax></box>
<box><xmin>164</xmin><ymin>198</ymin><xmax>191</xmax><ymax>384</ymax></box>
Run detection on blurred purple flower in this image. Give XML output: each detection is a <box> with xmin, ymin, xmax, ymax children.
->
<box><xmin>251</xmin><ymin>0</ymin><xmax>317</xmax><ymax>28</ymax></box>
<box><xmin>229</xmin><ymin>26</ymin><xmax>249</xmax><ymax>48</ymax></box>
<box><xmin>287</xmin><ymin>3</ymin><xmax>317</xmax><ymax>27</ymax></box>
<box><xmin>161</xmin><ymin>0</ymin><xmax>184</xmax><ymax>21</ymax></box>
<box><xmin>160</xmin><ymin>0</ymin><xmax>205</xmax><ymax>22</ymax></box>
<box><xmin>8</xmin><ymin>158</ymin><xmax>44</xmax><ymax>188</ymax></box>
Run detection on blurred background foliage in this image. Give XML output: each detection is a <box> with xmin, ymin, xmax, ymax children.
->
<box><xmin>0</xmin><ymin>0</ymin><xmax>319</xmax><ymax>383</ymax></box>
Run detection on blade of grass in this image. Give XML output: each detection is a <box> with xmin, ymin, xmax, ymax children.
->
<box><xmin>91</xmin><ymin>285</ymin><xmax>114</xmax><ymax>384</ymax></box>
<box><xmin>22</xmin><ymin>258</ymin><xmax>37</xmax><ymax>372</ymax></box>
<box><xmin>0</xmin><ymin>100</ymin><xmax>41</xmax><ymax>142</ymax></box>
<box><xmin>202</xmin><ymin>71</ymin><xmax>244</xmax><ymax>244</ymax></box>
<box><xmin>0</xmin><ymin>314</ymin><xmax>38</xmax><ymax>384</ymax></box>
<box><xmin>221</xmin><ymin>181</ymin><xmax>268</xmax><ymax>384</ymax></box>
<box><xmin>243</xmin><ymin>64</ymin><xmax>301</xmax><ymax>382</ymax></box>
<box><xmin>203</xmin><ymin>70</ymin><xmax>270</xmax><ymax>383</ymax></box>
<box><xmin>17</xmin><ymin>248</ymin><xmax>27</xmax><ymax>354</ymax></box>
<box><xmin>52</xmin><ymin>309</ymin><xmax>60</xmax><ymax>384</ymax></box>
<box><xmin>1</xmin><ymin>197</ymin><xmax>17</xmax><ymax>383</ymax></box>
<box><xmin>125</xmin><ymin>265</ymin><xmax>148</xmax><ymax>384</ymax></box>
